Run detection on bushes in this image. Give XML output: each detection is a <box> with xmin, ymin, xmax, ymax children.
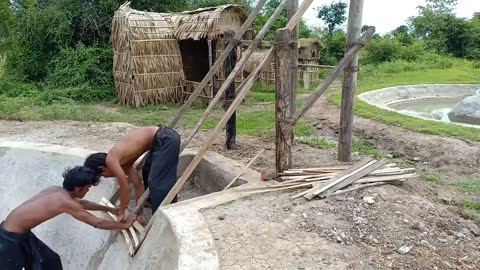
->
<box><xmin>46</xmin><ymin>44</ymin><xmax>114</xmax><ymax>101</ymax></box>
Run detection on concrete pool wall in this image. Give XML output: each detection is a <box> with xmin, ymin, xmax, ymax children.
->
<box><xmin>357</xmin><ymin>84</ymin><xmax>480</xmax><ymax>127</ymax></box>
<box><xmin>0</xmin><ymin>139</ymin><xmax>261</xmax><ymax>270</ymax></box>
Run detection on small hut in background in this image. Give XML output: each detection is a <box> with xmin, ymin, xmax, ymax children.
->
<box><xmin>244</xmin><ymin>38</ymin><xmax>323</xmax><ymax>88</ymax></box>
<box><xmin>111</xmin><ymin>2</ymin><xmax>249</xmax><ymax>107</ymax></box>
<box><xmin>298</xmin><ymin>38</ymin><xmax>322</xmax><ymax>88</ymax></box>
<box><xmin>112</xmin><ymin>3</ymin><xmax>184</xmax><ymax>107</ymax></box>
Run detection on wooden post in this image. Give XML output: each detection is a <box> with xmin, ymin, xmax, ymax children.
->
<box><xmin>275</xmin><ymin>28</ymin><xmax>293</xmax><ymax>173</ymax></box>
<box><xmin>303</xmin><ymin>68</ymin><xmax>311</xmax><ymax>89</ymax></box>
<box><xmin>207</xmin><ymin>40</ymin><xmax>213</xmax><ymax>98</ymax></box>
<box><xmin>338</xmin><ymin>0</ymin><xmax>364</xmax><ymax>162</ymax></box>
<box><xmin>224</xmin><ymin>31</ymin><xmax>237</xmax><ymax>150</ymax></box>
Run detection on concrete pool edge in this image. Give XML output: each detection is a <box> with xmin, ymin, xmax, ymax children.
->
<box><xmin>0</xmin><ymin>139</ymin><xmax>263</xmax><ymax>270</ymax></box>
<box><xmin>357</xmin><ymin>84</ymin><xmax>480</xmax><ymax>129</ymax></box>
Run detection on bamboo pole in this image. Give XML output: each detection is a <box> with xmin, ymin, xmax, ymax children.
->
<box><xmin>180</xmin><ymin>0</ymin><xmax>290</xmax><ymax>151</ymax></box>
<box><xmin>168</xmin><ymin>0</ymin><xmax>268</xmax><ymax>128</ymax></box>
<box><xmin>223</xmin><ymin>149</ymin><xmax>265</xmax><ymax>190</ymax></box>
<box><xmin>338</xmin><ymin>0</ymin><xmax>365</xmax><ymax>162</ymax></box>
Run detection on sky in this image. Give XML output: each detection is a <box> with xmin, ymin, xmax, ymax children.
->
<box><xmin>301</xmin><ymin>0</ymin><xmax>480</xmax><ymax>34</ymax></box>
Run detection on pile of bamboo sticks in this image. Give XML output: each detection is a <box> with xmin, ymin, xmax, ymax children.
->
<box><xmin>244</xmin><ymin>158</ymin><xmax>417</xmax><ymax>200</ymax></box>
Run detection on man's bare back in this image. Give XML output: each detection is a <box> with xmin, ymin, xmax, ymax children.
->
<box><xmin>108</xmin><ymin>126</ymin><xmax>160</xmax><ymax>167</ymax></box>
<box><xmin>3</xmin><ymin>187</ymin><xmax>73</xmax><ymax>233</ymax></box>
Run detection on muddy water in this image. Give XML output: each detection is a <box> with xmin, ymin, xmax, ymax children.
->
<box><xmin>387</xmin><ymin>97</ymin><xmax>463</xmax><ymax>123</ymax></box>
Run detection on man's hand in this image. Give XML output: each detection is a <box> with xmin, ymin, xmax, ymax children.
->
<box><xmin>108</xmin><ymin>207</ymin><xmax>120</xmax><ymax>216</ymax></box>
<box><xmin>136</xmin><ymin>214</ymin><xmax>146</xmax><ymax>226</ymax></box>
<box><xmin>121</xmin><ymin>215</ymin><xmax>136</xmax><ymax>229</ymax></box>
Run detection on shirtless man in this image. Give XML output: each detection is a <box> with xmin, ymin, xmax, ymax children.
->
<box><xmin>0</xmin><ymin>166</ymin><xmax>135</xmax><ymax>270</ymax></box>
<box><xmin>83</xmin><ymin>125</ymin><xmax>180</xmax><ymax>222</ymax></box>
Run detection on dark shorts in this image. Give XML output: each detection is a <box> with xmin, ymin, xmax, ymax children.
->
<box><xmin>142</xmin><ymin>126</ymin><xmax>181</xmax><ymax>212</ymax></box>
<box><xmin>0</xmin><ymin>222</ymin><xmax>63</xmax><ymax>270</ymax></box>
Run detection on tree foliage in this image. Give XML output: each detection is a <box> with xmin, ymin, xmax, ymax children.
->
<box><xmin>316</xmin><ymin>1</ymin><xmax>347</xmax><ymax>35</ymax></box>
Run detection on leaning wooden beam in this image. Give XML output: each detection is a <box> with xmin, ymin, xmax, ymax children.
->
<box><xmin>160</xmin><ymin>53</ymin><xmax>274</xmax><ymax>207</ymax></box>
<box><xmin>168</xmin><ymin>0</ymin><xmax>268</xmax><ymax>128</ymax></box>
<box><xmin>180</xmin><ymin>0</ymin><xmax>290</xmax><ymax>151</ymax></box>
<box><xmin>290</xmin><ymin>27</ymin><xmax>376</xmax><ymax>125</ymax></box>
<box><xmin>99</xmin><ymin>200</ymin><xmax>135</xmax><ymax>256</ymax></box>
<box><xmin>223</xmin><ymin>149</ymin><xmax>265</xmax><ymax>190</ymax></box>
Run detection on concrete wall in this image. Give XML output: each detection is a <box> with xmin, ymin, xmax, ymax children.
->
<box><xmin>358</xmin><ymin>84</ymin><xmax>480</xmax><ymax>108</ymax></box>
<box><xmin>0</xmin><ymin>141</ymin><xmax>117</xmax><ymax>270</ymax></box>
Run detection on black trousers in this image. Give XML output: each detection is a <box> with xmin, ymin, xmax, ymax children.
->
<box><xmin>142</xmin><ymin>126</ymin><xmax>180</xmax><ymax>212</ymax></box>
<box><xmin>0</xmin><ymin>222</ymin><xmax>63</xmax><ymax>270</ymax></box>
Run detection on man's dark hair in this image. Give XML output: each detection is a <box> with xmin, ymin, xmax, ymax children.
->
<box><xmin>84</xmin><ymin>152</ymin><xmax>107</xmax><ymax>173</ymax></box>
<box><xmin>62</xmin><ymin>166</ymin><xmax>101</xmax><ymax>191</ymax></box>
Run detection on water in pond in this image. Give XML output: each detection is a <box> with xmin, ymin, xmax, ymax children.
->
<box><xmin>388</xmin><ymin>97</ymin><xmax>460</xmax><ymax>123</ymax></box>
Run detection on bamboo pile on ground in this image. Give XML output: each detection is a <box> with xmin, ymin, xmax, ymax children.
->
<box><xmin>235</xmin><ymin>158</ymin><xmax>416</xmax><ymax>200</ymax></box>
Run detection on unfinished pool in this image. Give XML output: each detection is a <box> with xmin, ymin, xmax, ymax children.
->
<box><xmin>358</xmin><ymin>84</ymin><xmax>480</xmax><ymax>127</ymax></box>
<box><xmin>0</xmin><ymin>140</ymin><xmax>260</xmax><ymax>270</ymax></box>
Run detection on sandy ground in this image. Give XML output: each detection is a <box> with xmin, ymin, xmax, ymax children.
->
<box><xmin>0</xmin><ymin>93</ymin><xmax>479</xmax><ymax>269</ymax></box>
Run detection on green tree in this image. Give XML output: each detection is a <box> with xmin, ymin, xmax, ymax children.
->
<box><xmin>254</xmin><ymin>0</ymin><xmax>313</xmax><ymax>40</ymax></box>
<box><xmin>316</xmin><ymin>1</ymin><xmax>347</xmax><ymax>35</ymax></box>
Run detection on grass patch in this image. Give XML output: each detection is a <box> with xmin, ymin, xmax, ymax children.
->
<box><xmin>297</xmin><ymin>136</ymin><xmax>336</xmax><ymax>149</ymax></box>
<box><xmin>452</xmin><ymin>179</ymin><xmax>480</xmax><ymax>194</ymax></box>
<box><xmin>352</xmin><ymin>139</ymin><xmax>382</xmax><ymax>158</ymax></box>
<box><xmin>463</xmin><ymin>201</ymin><xmax>480</xmax><ymax>221</ymax></box>
<box><xmin>0</xmin><ymin>54</ymin><xmax>5</xmax><ymax>78</ymax></box>
<box><xmin>421</xmin><ymin>173</ymin><xmax>443</xmax><ymax>184</ymax></box>
<box><xmin>329</xmin><ymin>62</ymin><xmax>480</xmax><ymax>142</ymax></box>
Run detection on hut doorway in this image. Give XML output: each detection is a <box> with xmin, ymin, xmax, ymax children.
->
<box><xmin>179</xmin><ymin>39</ymin><xmax>216</xmax><ymax>82</ymax></box>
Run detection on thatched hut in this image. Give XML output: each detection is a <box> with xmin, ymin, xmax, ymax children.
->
<box><xmin>111</xmin><ymin>2</ymin><xmax>249</xmax><ymax>107</ymax></box>
<box><xmin>112</xmin><ymin>2</ymin><xmax>184</xmax><ymax>107</ymax></box>
<box><xmin>298</xmin><ymin>38</ymin><xmax>322</xmax><ymax>61</ymax></box>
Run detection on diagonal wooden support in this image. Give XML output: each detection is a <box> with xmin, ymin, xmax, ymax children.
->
<box><xmin>180</xmin><ymin>0</ymin><xmax>290</xmax><ymax>151</ymax></box>
<box><xmin>132</xmin><ymin>0</ymin><xmax>319</xmax><ymax>216</ymax></box>
<box><xmin>168</xmin><ymin>0</ymin><xmax>268</xmax><ymax>128</ymax></box>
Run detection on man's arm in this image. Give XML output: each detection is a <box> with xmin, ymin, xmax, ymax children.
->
<box><xmin>106</xmin><ymin>155</ymin><xmax>131</xmax><ymax>216</ymax></box>
<box><xmin>64</xmin><ymin>199</ymin><xmax>133</xmax><ymax>230</ymax></box>
<box><xmin>126</xmin><ymin>166</ymin><xmax>145</xmax><ymax>203</ymax></box>
<box><xmin>77</xmin><ymin>199</ymin><xmax>117</xmax><ymax>214</ymax></box>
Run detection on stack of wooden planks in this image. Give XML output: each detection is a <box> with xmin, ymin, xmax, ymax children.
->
<box><xmin>238</xmin><ymin>158</ymin><xmax>416</xmax><ymax>200</ymax></box>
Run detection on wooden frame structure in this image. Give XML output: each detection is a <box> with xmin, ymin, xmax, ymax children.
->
<box><xmin>121</xmin><ymin>0</ymin><xmax>374</xmax><ymax>255</ymax></box>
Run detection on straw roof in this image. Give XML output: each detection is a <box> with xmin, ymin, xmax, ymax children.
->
<box><xmin>299</xmin><ymin>38</ymin><xmax>323</xmax><ymax>49</ymax></box>
<box><xmin>174</xmin><ymin>5</ymin><xmax>248</xmax><ymax>40</ymax></box>
<box><xmin>112</xmin><ymin>2</ymin><xmax>185</xmax><ymax>106</ymax></box>
<box><xmin>111</xmin><ymin>2</ymin><xmax>248</xmax><ymax>106</ymax></box>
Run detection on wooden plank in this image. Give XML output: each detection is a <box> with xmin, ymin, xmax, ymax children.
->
<box><xmin>306</xmin><ymin>159</ymin><xmax>389</xmax><ymax>200</ymax></box>
<box><xmin>99</xmin><ymin>201</ymin><xmax>135</xmax><ymax>256</ymax></box>
<box><xmin>180</xmin><ymin>0</ymin><xmax>290</xmax><ymax>151</ymax></box>
<box><xmin>101</xmin><ymin>197</ymin><xmax>144</xmax><ymax>234</ymax></box>
<box><xmin>302</xmin><ymin>158</ymin><xmax>376</xmax><ymax>200</ymax></box>
<box><xmin>275</xmin><ymin>28</ymin><xmax>293</xmax><ymax>173</ymax></box>
<box><xmin>355</xmin><ymin>173</ymin><xmax>417</xmax><ymax>184</ymax></box>
<box><xmin>337</xmin><ymin>0</ymin><xmax>365</xmax><ymax>162</ymax></box>
<box><xmin>223</xmin><ymin>149</ymin><xmax>265</xmax><ymax>190</ymax></box>
<box><xmin>287</xmin><ymin>0</ymin><xmax>299</xmax><ymax>119</ymax></box>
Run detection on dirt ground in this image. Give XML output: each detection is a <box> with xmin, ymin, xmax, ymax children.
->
<box><xmin>0</xmin><ymin>93</ymin><xmax>479</xmax><ymax>269</ymax></box>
